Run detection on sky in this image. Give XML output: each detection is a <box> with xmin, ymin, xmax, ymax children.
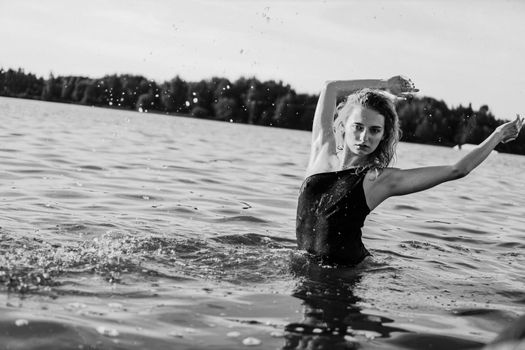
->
<box><xmin>1</xmin><ymin>0</ymin><xmax>524</xmax><ymax>120</ymax></box>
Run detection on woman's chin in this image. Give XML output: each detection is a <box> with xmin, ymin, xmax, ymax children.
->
<box><xmin>350</xmin><ymin>148</ymin><xmax>372</xmax><ymax>156</ymax></box>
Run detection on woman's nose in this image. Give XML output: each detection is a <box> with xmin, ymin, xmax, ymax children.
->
<box><xmin>359</xmin><ymin>130</ymin><xmax>368</xmax><ymax>141</ymax></box>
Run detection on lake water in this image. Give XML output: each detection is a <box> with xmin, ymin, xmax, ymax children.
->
<box><xmin>1</xmin><ymin>96</ymin><xmax>524</xmax><ymax>349</ymax></box>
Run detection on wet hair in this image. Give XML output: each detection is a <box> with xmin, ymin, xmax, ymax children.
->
<box><xmin>333</xmin><ymin>88</ymin><xmax>401</xmax><ymax>171</ymax></box>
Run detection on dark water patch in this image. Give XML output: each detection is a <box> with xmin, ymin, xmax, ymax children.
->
<box><xmin>495</xmin><ymin>289</ymin><xmax>525</xmax><ymax>300</ymax></box>
<box><xmin>211</xmin><ymin>233</ymin><xmax>296</xmax><ymax>248</ymax></box>
<box><xmin>280</xmin><ymin>173</ymin><xmax>303</xmax><ymax>180</ymax></box>
<box><xmin>78</xmin><ymin>165</ymin><xmax>105</xmax><ymax>171</ymax></box>
<box><xmin>42</xmin><ymin>190</ymin><xmax>94</xmax><ymax>199</ymax></box>
<box><xmin>393</xmin><ymin>205</ymin><xmax>421</xmax><ymax>211</ymax></box>
<box><xmin>387</xmin><ymin>332</ymin><xmax>484</xmax><ymax>349</ymax></box>
<box><xmin>0</xmin><ymin>148</ymin><xmax>20</xmax><ymax>153</ymax></box>
<box><xmin>177</xmin><ymin>178</ymin><xmax>198</xmax><ymax>184</ymax></box>
<box><xmin>425</xmin><ymin>220</ymin><xmax>452</xmax><ymax>225</ymax></box>
<box><xmin>453</xmin><ymin>261</ymin><xmax>478</xmax><ymax>270</ymax></box>
<box><xmin>199</xmin><ymin>177</ymin><xmax>221</xmax><ymax>184</ymax></box>
<box><xmin>459</xmin><ymin>195</ymin><xmax>474</xmax><ymax>201</ymax></box>
<box><xmin>166</xmin><ymin>164</ymin><xmax>193</xmax><ymax>171</ymax></box>
<box><xmin>0</xmin><ymin>319</ymin><xmax>73</xmax><ymax>349</ymax></box>
<box><xmin>213</xmin><ymin>215</ymin><xmax>268</xmax><ymax>224</ymax></box>
<box><xmin>455</xmin><ymin>226</ymin><xmax>488</xmax><ymax>235</ymax></box>
<box><xmin>286</xmin><ymin>257</ymin><xmax>410</xmax><ymax>347</ymax></box>
<box><xmin>453</xmin><ymin>308</ymin><xmax>506</xmax><ymax>317</ymax></box>
<box><xmin>515</xmin><ymin>296</ymin><xmax>525</xmax><ymax>304</ymax></box>
<box><xmin>496</xmin><ymin>241</ymin><xmax>525</xmax><ymax>249</ymax></box>
<box><xmin>11</xmin><ymin>168</ymin><xmax>48</xmax><ymax>174</ymax></box>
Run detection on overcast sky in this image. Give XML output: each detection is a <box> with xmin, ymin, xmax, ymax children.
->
<box><xmin>1</xmin><ymin>0</ymin><xmax>524</xmax><ymax>119</ymax></box>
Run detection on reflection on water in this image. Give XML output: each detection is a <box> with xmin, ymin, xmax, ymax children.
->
<box><xmin>1</xmin><ymin>97</ymin><xmax>525</xmax><ymax>349</ymax></box>
<box><xmin>285</xmin><ymin>257</ymin><xmax>406</xmax><ymax>349</ymax></box>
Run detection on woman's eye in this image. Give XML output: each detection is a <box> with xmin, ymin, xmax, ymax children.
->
<box><xmin>353</xmin><ymin>124</ymin><xmax>363</xmax><ymax>131</ymax></box>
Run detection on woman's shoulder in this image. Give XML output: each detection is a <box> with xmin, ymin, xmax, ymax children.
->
<box><xmin>363</xmin><ymin>167</ymin><xmax>401</xmax><ymax>182</ymax></box>
<box><xmin>305</xmin><ymin>154</ymin><xmax>340</xmax><ymax>178</ymax></box>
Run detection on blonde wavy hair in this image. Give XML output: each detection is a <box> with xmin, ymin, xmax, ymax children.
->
<box><xmin>333</xmin><ymin>88</ymin><xmax>401</xmax><ymax>172</ymax></box>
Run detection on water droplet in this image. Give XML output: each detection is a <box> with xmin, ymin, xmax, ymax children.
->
<box><xmin>193</xmin><ymin>98</ymin><xmax>198</xmax><ymax>103</ymax></box>
<box><xmin>227</xmin><ymin>331</ymin><xmax>241</xmax><ymax>338</ymax></box>
<box><xmin>242</xmin><ymin>337</ymin><xmax>261</xmax><ymax>346</ymax></box>
<box><xmin>344</xmin><ymin>335</ymin><xmax>357</xmax><ymax>342</ymax></box>
<box><xmin>15</xmin><ymin>319</ymin><xmax>28</xmax><ymax>327</ymax></box>
<box><xmin>269</xmin><ymin>331</ymin><xmax>284</xmax><ymax>338</ymax></box>
<box><xmin>96</xmin><ymin>326</ymin><xmax>119</xmax><ymax>337</ymax></box>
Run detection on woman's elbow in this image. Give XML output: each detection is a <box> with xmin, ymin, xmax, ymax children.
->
<box><xmin>450</xmin><ymin>165</ymin><xmax>469</xmax><ymax>180</ymax></box>
<box><xmin>323</xmin><ymin>81</ymin><xmax>337</xmax><ymax>91</ymax></box>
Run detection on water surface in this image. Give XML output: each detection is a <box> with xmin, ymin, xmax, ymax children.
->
<box><xmin>1</xmin><ymin>97</ymin><xmax>524</xmax><ymax>349</ymax></box>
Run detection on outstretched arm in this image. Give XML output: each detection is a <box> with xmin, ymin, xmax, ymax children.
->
<box><xmin>377</xmin><ymin>116</ymin><xmax>524</xmax><ymax>199</ymax></box>
<box><xmin>307</xmin><ymin>76</ymin><xmax>417</xmax><ymax>176</ymax></box>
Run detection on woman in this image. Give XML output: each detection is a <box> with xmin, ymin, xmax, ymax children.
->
<box><xmin>296</xmin><ymin>76</ymin><xmax>523</xmax><ymax>266</ymax></box>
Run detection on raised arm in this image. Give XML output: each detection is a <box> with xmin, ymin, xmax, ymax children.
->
<box><xmin>371</xmin><ymin>115</ymin><xmax>524</xmax><ymax>204</ymax></box>
<box><xmin>307</xmin><ymin>76</ymin><xmax>416</xmax><ymax>176</ymax></box>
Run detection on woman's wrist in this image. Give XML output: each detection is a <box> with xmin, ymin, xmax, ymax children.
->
<box><xmin>491</xmin><ymin>129</ymin><xmax>506</xmax><ymax>145</ymax></box>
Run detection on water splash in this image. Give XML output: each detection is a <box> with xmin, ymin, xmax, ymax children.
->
<box><xmin>0</xmin><ymin>230</ymin><xmax>295</xmax><ymax>294</ymax></box>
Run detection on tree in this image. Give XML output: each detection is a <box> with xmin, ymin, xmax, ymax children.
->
<box><xmin>160</xmin><ymin>76</ymin><xmax>189</xmax><ymax>113</ymax></box>
<box><xmin>41</xmin><ymin>73</ymin><xmax>62</xmax><ymax>101</ymax></box>
<box><xmin>214</xmin><ymin>97</ymin><xmax>238</xmax><ymax>121</ymax></box>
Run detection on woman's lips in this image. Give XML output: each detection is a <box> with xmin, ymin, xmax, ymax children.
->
<box><xmin>356</xmin><ymin>144</ymin><xmax>369</xmax><ymax>149</ymax></box>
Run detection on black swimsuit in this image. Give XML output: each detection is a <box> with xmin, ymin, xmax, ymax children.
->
<box><xmin>296</xmin><ymin>168</ymin><xmax>371</xmax><ymax>265</ymax></box>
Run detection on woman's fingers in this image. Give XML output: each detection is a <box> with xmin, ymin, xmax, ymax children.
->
<box><xmin>403</xmin><ymin>77</ymin><xmax>418</xmax><ymax>92</ymax></box>
<box><xmin>387</xmin><ymin>75</ymin><xmax>418</xmax><ymax>96</ymax></box>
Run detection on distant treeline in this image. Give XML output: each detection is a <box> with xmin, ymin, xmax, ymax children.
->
<box><xmin>1</xmin><ymin>67</ymin><xmax>523</xmax><ymax>155</ymax></box>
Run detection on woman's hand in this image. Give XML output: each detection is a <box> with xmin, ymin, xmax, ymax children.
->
<box><xmin>497</xmin><ymin>114</ymin><xmax>524</xmax><ymax>144</ymax></box>
<box><xmin>385</xmin><ymin>76</ymin><xmax>419</xmax><ymax>96</ymax></box>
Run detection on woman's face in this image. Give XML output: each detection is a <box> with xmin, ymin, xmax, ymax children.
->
<box><xmin>343</xmin><ymin>106</ymin><xmax>385</xmax><ymax>157</ymax></box>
